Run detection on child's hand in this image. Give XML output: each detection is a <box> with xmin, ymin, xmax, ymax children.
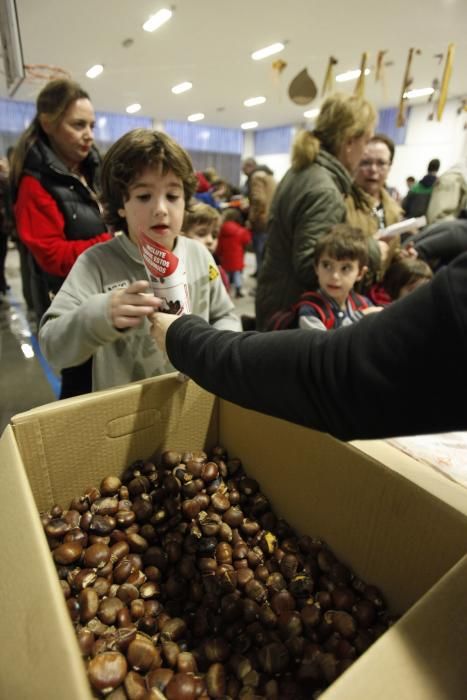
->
<box><xmin>150</xmin><ymin>312</ymin><xmax>179</xmax><ymax>353</ymax></box>
<box><xmin>110</xmin><ymin>280</ymin><xmax>161</xmax><ymax>330</ymax></box>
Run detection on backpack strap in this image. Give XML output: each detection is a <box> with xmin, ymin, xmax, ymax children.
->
<box><xmin>295</xmin><ymin>292</ymin><xmax>335</xmax><ymax>330</ymax></box>
<box><xmin>348</xmin><ymin>290</ymin><xmax>370</xmax><ymax>311</ymax></box>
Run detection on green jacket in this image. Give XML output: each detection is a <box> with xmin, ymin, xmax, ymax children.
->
<box><xmin>255</xmin><ymin>149</ymin><xmax>352</xmax><ymax>330</ymax></box>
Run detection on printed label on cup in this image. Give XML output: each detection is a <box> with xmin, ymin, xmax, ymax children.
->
<box><xmin>139</xmin><ymin>233</ymin><xmax>190</xmax><ymax>315</ymax></box>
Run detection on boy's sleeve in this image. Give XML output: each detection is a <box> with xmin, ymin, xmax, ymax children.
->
<box><xmin>204</xmin><ymin>250</ymin><xmax>241</xmax><ymax>331</ymax></box>
<box><xmin>39</xmin><ymin>249</ymin><xmax>122</xmax><ymax>371</ymax></box>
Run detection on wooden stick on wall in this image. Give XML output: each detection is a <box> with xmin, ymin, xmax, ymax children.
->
<box><xmin>354</xmin><ymin>52</ymin><xmax>369</xmax><ymax>98</ymax></box>
<box><xmin>397</xmin><ymin>48</ymin><xmax>420</xmax><ymax>127</ymax></box>
<box><xmin>437</xmin><ymin>43</ymin><xmax>455</xmax><ymax>121</ymax></box>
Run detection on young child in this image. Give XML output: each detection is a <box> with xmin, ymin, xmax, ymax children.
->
<box><xmin>297</xmin><ymin>225</ymin><xmax>375</xmax><ymax>331</ymax></box>
<box><xmin>183</xmin><ymin>201</ymin><xmax>230</xmax><ymax>291</ymax></box>
<box><xmin>39</xmin><ymin>129</ymin><xmax>241</xmax><ymax>393</ymax></box>
<box><xmin>381</xmin><ymin>256</ymin><xmax>433</xmax><ymax>301</ymax></box>
<box><xmin>216</xmin><ymin>207</ymin><xmax>252</xmax><ymax>298</ymax></box>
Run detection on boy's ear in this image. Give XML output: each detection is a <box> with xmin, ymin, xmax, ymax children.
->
<box><xmin>356</xmin><ymin>265</ymin><xmax>368</xmax><ymax>281</ymax></box>
<box><xmin>117</xmin><ymin>207</ymin><xmax>126</xmax><ymax>219</ymax></box>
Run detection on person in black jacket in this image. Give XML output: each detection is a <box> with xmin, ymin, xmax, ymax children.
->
<box><xmin>150</xmin><ymin>251</ymin><xmax>467</xmax><ymax>441</ymax></box>
<box><xmin>402</xmin><ymin>158</ymin><xmax>440</xmax><ymax>218</ymax></box>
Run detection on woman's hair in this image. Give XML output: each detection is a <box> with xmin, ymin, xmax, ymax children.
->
<box><xmin>291</xmin><ymin>93</ymin><xmax>376</xmax><ymax>171</ymax></box>
<box><xmin>183</xmin><ymin>201</ymin><xmax>220</xmax><ymax>232</ymax></box>
<box><xmin>314</xmin><ymin>224</ymin><xmax>369</xmax><ymax>268</ymax></box>
<box><xmin>382</xmin><ymin>257</ymin><xmax>433</xmax><ymax>300</ymax></box>
<box><xmin>100</xmin><ymin>129</ymin><xmax>197</xmax><ymax>233</ymax></box>
<box><xmin>10</xmin><ymin>79</ymin><xmax>90</xmax><ymax>188</ymax></box>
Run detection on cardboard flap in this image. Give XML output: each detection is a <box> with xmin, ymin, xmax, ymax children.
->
<box><xmin>322</xmin><ymin>555</ymin><xmax>467</xmax><ymax>699</ymax></box>
<box><xmin>0</xmin><ymin>426</ymin><xmax>90</xmax><ymax>700</ymax></box>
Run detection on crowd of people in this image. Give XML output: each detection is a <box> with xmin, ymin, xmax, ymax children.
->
<box><xmin>1</xmin><ymin>79</ymin><xmax>467</xmax><ymax>438</ymax></box>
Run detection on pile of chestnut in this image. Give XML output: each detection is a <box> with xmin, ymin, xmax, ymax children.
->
<box><xmin>42</xmin><ymin>447</ymin><xmax>394</xmax><ymax>699</ymax></box>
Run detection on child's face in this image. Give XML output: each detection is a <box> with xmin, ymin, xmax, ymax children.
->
<box><xmin>316</xmin><ymin>255</ymin><xmax>365</xmax><ymax>307</ymax></box>
<box><xmin>118</xmin><ymin>165</ymin><xmax>185</xmax><ymax>251</ymax></box>
<box><xmin>185</xmin><ymin>221</ymin><xmax>219</xmax><ymax>254</ymax></box>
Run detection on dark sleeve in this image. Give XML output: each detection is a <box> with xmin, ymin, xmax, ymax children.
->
<box><xmin>166</xmin><ymin>253</ymin><xmax>467</xmax><ymax>441</ymax></box>
<box><xmin>415</xmin><ymin>220</ymin><xmax>467</xmax><ymax>265</ymax></box>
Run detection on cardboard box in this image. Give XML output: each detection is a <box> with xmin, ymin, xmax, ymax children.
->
<box><xmin>1</xmin><ymin>373</ymin><xmax>466</xmax><ymax>699</ymax></box>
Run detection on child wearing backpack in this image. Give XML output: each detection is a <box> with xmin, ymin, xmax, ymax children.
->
<box><xmin>267</xmin><ymin>225</ymin><xmax>378</xmax><ymax>331</ymax></box>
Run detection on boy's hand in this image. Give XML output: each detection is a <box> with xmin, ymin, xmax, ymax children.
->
<box><xmin>110</xmin><ymin>280</ymin><xmax>161</xmax><ymax>330</ymax></box>
<box><xmin>150</xmin><ymin>312</ymin><xmax>179</xmax><ymax>353</ymax></box>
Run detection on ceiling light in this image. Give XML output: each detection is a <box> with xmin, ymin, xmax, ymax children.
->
<box><xmin>172</xmin><ymin>81</ymin><xmax>192</xmax><ymax>94</ymax></box>
<box><xmin>86</xmin><ymin>64</ymin><xmax>103</xmax><ymax>79</ymax></box>
<box><xmin>244</xmin><ymin>96</ymin><xmax>266</xmax><ymax>107</ymax></box>
<box><xmin>241</xmin><ymin>121</ymin><xmax>258</xmax><ymax>130</ymax></box>
<box><xmin>187</xmin><ymin>113</ymin><xmax>204</xmax><ymax>122</ymax></box>
<box><xmin>143</xmin><ymin>8</ymin><xmax>172</xmax><ymax>32</ymax></box>
<box><xmin>126</xmin><ymin>103</ymin><xmax>141</xmax><ymax>114</ymax></box>
<box><xmin>404</xmin><ymin>87</ymin><xmax>435</xmax><ymax>99</ymax></box>
<box><xmin>304</xmin><ymin>108</ymin><xmax>320</xmax><ymax>119</ymax></box>
<box><xmin>335</xmin><ymin>68</ymin><xmax>370</xmax><ymax>83</ymax></box>
<box><xmin>20</xmin><ymin>343</ymin><xmax>34</xmax><ymax>359</ymax></box>
<box><xmin>251</xmin><ymin>43</ymin><xmax>284</xmax><ymax>61</ymax></box>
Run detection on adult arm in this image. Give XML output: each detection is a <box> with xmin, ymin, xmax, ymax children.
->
<box><xmin>15</xmin><ymin>176</ymin><xmax>110</xmax><ymax>277</ymax></box>
<box><xmin>162</xmin><ymin>252</ymin><xmax>467</xmax><ymax>440</ymax></box>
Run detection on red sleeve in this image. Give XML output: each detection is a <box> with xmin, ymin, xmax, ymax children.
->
<box><xmin>15</xmin><ymin>175</ymin><xmax>111</xmax><ymax>277</ymax></box>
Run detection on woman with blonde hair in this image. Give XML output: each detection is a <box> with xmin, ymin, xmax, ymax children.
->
<box><xmin>255</xmin><ymin>92</ymin><xmax>376</xmax><ymax>330</ymax></box>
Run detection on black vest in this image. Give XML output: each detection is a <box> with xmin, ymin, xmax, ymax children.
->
<box><xmin>23</xmin><ymin>139</ymin><xmax>106</xmax><ymax>292</ymax></box>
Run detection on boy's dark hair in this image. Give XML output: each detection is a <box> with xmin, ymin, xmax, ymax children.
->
<box><xmin>183</xmin><ymin>201</ymin><xmax>220</xmax><ymax>232</ymax></box>
<box><xmin>100</xmin><ymin>129</ymin><xmax>197</xmax><ymax>233</ymax></box>
<box><xmin>314</xmin><ymin>224</ymin><xmax>369</xmax><ymax>268</ymax></box>
<box><xmin>428</xmin><ymin>158</ymin><xmax>440</xmax><ymax>174</ymax></box>
<box><xmin>370</xmin><ymin>133</ymin><xmax>395</xmax><ymax>163</ymax></box>
<box><xmin>382</xmin><ymin>257</ymin><xmax>433</xmax><ymax>300</ymax></box>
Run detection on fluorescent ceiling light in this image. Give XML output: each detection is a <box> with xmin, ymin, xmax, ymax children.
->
<box><xmin>172</xmin><ymin>81</ymin><xmax>192</xmax><ymax>94</ymax></box>
<box><xmin>86</xmin><ymin>64</ymin><xmax>103</xmax><ymax>79</ymax></box>
<box><xmin>251</xmin><ymin>42</ymin><xmax>284</xmax><ymax>61</ymax></box>
<box><xmin>143</xmin><ymin>8</ymin><xmax>172</xmax><ymax>32</ymax></box>
<box><xmin>404</xmin><ymin>87</ymin><xmax>435</xmax><ymax>99</ymax></box>
<box><xmin>244</xmin><ymin>96</ymin><xmax>266</xmax><ymax>107</ymax></box>
<box><xmin>187</xmin><ymin>112</ymin><xmax>204</xmax><ymax>122</ymax></box>
<box><xmin>241</xmin><ymin>121</ymin><xmax>258</xmax><ymax>130</ymax></box>
<box><xmin>335</xmin><ymin>68</ymin><xmax>370</xmax><ymax>83</ymax></box>
<box><xmin>126</xmin><ymin>103</ymin><xmax>141</xmax><ymax>114</ymax></box>
<box><xmin>304</xmin><ymin>108</ymin><xmax>320</xmax><ymax>119</ymax></box>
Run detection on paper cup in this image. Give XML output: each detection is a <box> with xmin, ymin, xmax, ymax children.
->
<box><xmin>139</xmin><ymin>233</ymin><xmax>190</xmax><ymax>315</ymax></box>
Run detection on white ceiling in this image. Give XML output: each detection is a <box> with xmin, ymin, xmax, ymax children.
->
<box><xmin>2</xmin><ymin>0</ymin><xmax>467</xmax><ymax>130</ymax></box>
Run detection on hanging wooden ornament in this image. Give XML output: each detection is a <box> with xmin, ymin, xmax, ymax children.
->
<box><xmin>375</xmin><ymin>50</ymin><xmax>387</xmax><ymax>82</ymax></box>
<box><xmin>321</xmin><ymin>56</ymin><xmax>338</xmax><ymax>96</ymax></box>
<box><xmin>271</xmin><ymin>59</ymin><xmax>287</xmax><ymax>102</ymax></box>
<box><xmin>397</xmin><ymin>48</ymin><xmax>421</xmax><ymax>127</ymax></box>
<box><xmin>354</xmin><ymin>52</ymin><xmax>369</xmax><ymax>98</ymax></box>
<box><xmin>288</xmin><ymin>68</ymin><xmax>317</xmax><ymax>105</ymax></box>
<box><xmin>437</xmin><ymin>43</ymin><xmax>455</xmax><ymax>121</ymax></box>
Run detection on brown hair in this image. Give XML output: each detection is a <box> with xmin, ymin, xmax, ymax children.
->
<box><xmin>369</xmin><ymin>133</ymin><xmax>395</xmax><ymax>163</ymax></box>
<box><xmin>183</xmin><ymin>201</ymin><xmax>220</xmax><ymax>232</ymax></box>
<box><xmin>314</xmin><ymin>224</ymin><xmax>369</xmax><ymax>268</ymax></box>
<box><xmin>292</xmin><ymin>93</ymin><xmax>376</xmax><ymax>171</ymax></box>
<box><xmin>10</xmin><ymin>79</ymin><xmax>90</xmax><ymax>187</ymax></box>
<box><xmin>382</xmin><ymin>258</ymin><xmax>433</xmax><ymax>300</ymax></box>
<box><xmin>100</xmin><ymin>129</ymin><xmax>197</xmax><ymax>233</ymax></box>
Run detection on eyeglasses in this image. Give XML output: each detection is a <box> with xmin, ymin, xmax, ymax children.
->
<box><xmin>359</xmin><ymin>159</ymin><xmax>390</xmax><ymax>169</ymax></box>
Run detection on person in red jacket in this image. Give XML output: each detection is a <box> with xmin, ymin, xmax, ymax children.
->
<box><xmin>10</xmin><ymin>79</ymin><xmax>111</xmax><ymax>398</ymax></box>
<box><xmin>216</xmin><ymin>207</ymin><xmax>252</xmax><ymax>298</ymax></box>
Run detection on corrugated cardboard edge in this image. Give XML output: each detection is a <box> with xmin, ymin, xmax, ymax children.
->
<box><xmin>321</xmin><ymin>554</ymin><xmax>467</xmax><ymax>700</ymax></box>
<box><xmin>0</xmin><ymin>425</ymin><xmax>91</xmax><ymax>700</ymax></box>
<box><xmin>352</xmin><ymin>438</ymin><xmax>467</xmax><ymax>516</ymax></box>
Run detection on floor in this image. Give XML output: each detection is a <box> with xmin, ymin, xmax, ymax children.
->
<box><xmin>0</xmin><ymin>245</ymin><xmax>256</xmax><ymax>433</ymax></box>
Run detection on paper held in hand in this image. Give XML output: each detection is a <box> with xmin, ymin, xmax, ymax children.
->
<box><xmin>138</xmin><ymin>233</ymin><xmax>191</xmax><ymax>315</ymax></box>
<box><xmin>376</xmin><ymin>215</ymin><xmax>427</xmax><ymax>240</ymax></box>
